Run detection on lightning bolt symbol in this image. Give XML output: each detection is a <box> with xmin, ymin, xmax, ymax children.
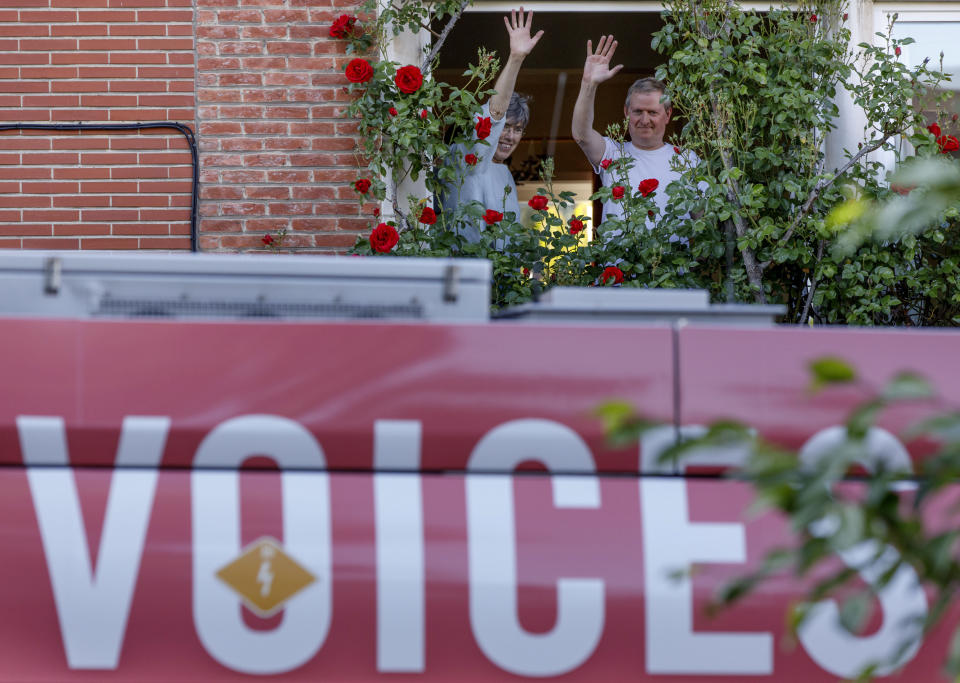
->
<box><xmin>256</xmin><ymin>546</ymin><xmax>275</xmax><ymax>597</ymax></box>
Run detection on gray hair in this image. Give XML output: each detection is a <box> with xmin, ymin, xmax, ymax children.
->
<box><xmin>624</xmin><ymin>78</ymin><xmax>671</xmax><ymax>112</ymax></box>
<box><xmin>506</xmin><ymin>92</ymin><xmax>531</xmax><ymax>128</ymax></box>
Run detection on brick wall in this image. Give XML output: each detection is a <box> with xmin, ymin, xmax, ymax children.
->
<box><xmin>0</xmin><ymin>0</ymin><xmax>370</xmax><ymax>253</ymax></box>
<box><xmin>0</xmin><ymin>1</ymin><xmax>196</xmax><ymax>250</ymax></box>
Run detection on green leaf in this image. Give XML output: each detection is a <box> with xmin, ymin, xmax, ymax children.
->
<box><xmin>838</xmin><ymin>591</ymin><xmax>873</xmax><ymax>635</ymax></box>
<box><xmin>809</xmin><ymin>356</ymin><xmax>857</xmax><ymax>390</ymax></box>
<box><xmin>881</xmin><ymin>372</ymin><xmax>935</xmax><ymax>401</ymax></box>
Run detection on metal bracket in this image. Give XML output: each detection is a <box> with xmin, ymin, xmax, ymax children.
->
<box><xmin>442</xmin><ymin>264</ymin><xmax>459</xmax><ymax>303</ymax></box>
<box><xmin>43</xmin><ymin>257</ymin><xmax>62</xmax><ymax>295</ymax></box>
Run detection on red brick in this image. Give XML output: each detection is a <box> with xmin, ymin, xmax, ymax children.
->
<box><xmin>23</xmin><ymin>152</ymin><xmax>81</xmax><ymax>166</ymax></box>
<box><xmin>137</xmin><ymin>9</ymin><xmax>192</xmax><ymax>21</ymax></box>
<box><xmin>243</xmin><ymin>121</ymin><xmax>287</xmax><ymax>135</ymax></box>
<box><xmin>111</xmin><ymin>52</ymin><xmax>166</xmax><ymax>64</ymax></box>
<box><xmin>110</xmin><ymin>137</ymin><xmax>166</xmax><ymax>150</ymax></box>
<box><xmin>0</xmin><ymin>26</ymin><xmax>49</xmax><ymax>37</ymax></box>
<box><xmin>245</xmin><ymin>186</ymin><xmax>288</xmax><ymax>200</ymax></box>
<box><xmin>21</xmin><ymin>10</ymin><xmax>79</xmax><ymax>21</ymax></box>
<box><xmin>112</xmin><ymin>195</ymin><xmax>169</xmax><ymax>207</ymax></box>
<box><xmin>82</xmin><ymin>181</ymin><xmax>137</xmax><ymax>192</ymax></box>
<box><xmin>78</xmin><ymin>10</ymin><xmax>134</xmax><ymax>21</ymax></box>
<box><xmin>137</xmin><ymin>66</ymin><xmax>193</xmax><ymax>78</ymax></box>
<box><xmin>53</xmin><ymin>195</ymin><xmax>115</xmax><ymax>208</ymax></box>
<box><xmin>108</xmin><ymin>25</ymin><xmax>163</xmax><ymax>38</ymax></box>
<box><xmin>53</xmin><ymin>80</ymin><xmax>109</xmax><ymax>93</ymax></box>
<box><xmin>2</xmin><ymin>224</ymin><xmax>51</xmax><ymax>236</ymax></box>
<box><xmin>241</xmin><ymin>57</ymin><xmax>286</xmax><ymax>69</ymax></box>
<box><xmin>81</xmin><ymin>237</ymin><xmax>140</xmax><ymax>249</ymax></box>
<box><xmin>0</xmin><ymin>95</ymin><xmax>19</xmax><ymax>106</ymax></box>
<box><xmin>0</xmin><ymin>182</ymin><xmax>18</xmax><ymax>193</ymax></box>
<box><xmin>23</xmin><ymin>238</ymin><xmax>80</xmax><ymax>249</ymax></box>
<box><xmin>54</xmin><ymin>223</ymin><xmax>113</xmax><ymax>236</ymax></box>
<box><xmin>138</xmin><ymin>38</ymin><xmax>194</xmax><ymax>50</ymax></box>
<box><xmin>242</xmin><ymin>26</ymin><xmax>286</xmax><ymax>39</ymax></box>
<box><xmin>0</xmin><ymin>54</ymin><xmax>48</xmax><ymax>66</ymax></box>
<box><xmin>198</xmin><ymin>26</ymin><xmax>239</xmax><ymax>39</ymax></box>
<box><xmin>200</xmin><ymin>218</ymin><xmax>243</xmax><ymax>232</ymax></box>
<box><xmin>22</xmin><ymin>209</ymin><xmax>80</xmax><ymax>222</ymax></box>
<box><xmin>51</xmin><ymin>24</ymin><xmax>109</xmax><ymax>37</ymax></box>
<box><xmin>167</xmin><ymin>25</ymin><xmax>193</xmax><ymax>37</ymax></box>
<box><xmin>52</xmin><ymin>53</ymin><xmax>109</xmax><ymax>65</ymax></box>
<box><xmin>218</xmin><ymin>73</ymin><xmax>261</xmax><ymax>86</ymax></box>
<box><xmin>54</xmin><ymin>167</ymin><xmax>108</xmax><ymax>179</ymax></box>
<box><xmin>79</xmin><ymin>66</ymin><xmax>136</xmax><ymax>78</ymax></box>
<box><xmin>0</xmin><ymin>195</ymin><xmax>51</xmax><ymax>208</ymax></box>
<box><xmin>220</xmin><ymin>169</ymin><xmax>265</xmax><ymax>182</ymax></box>
<box><xmin>0</xmin><ymin>138</ymin><xmax>50</xmax><ymax>151</ymax></box>
<box><xmin>200</xmin><ymin>121</ymin><xmax>242</xmax><ymax>135</ymax></box>
<box><xmin>110</xmin><ymin>80</ymin><xmax>165</xmax><ymax>92</ymax></box>
<box><xmin>81</xmin><ymin>208</ymin><xmax>139</xmax><ymax>221</ymax></box>
<box><xmin>78</xmin><ymin>38</ymin><xmax>137</xmax><ymax>50</ymax></box>
<box><xmin>139</xmin><ymin>237</ymin><xmax>191</xmax><ymax>249</ymax></box>
<box><xmin>0</xmin><ymin>82</ymin><xmax>49</xmax><ymax>94</ymax></box>
<box><xmin>262</xmin><ymin>9</ymin><xmax>306</xmax><ymax>22</ymax></box>
<box><xmin>111</xmin><ymin>166</ymin><xmax>166</xmax><ymax>179</ymax></box>
<box><xmin>141</xmin><ymin>208</ymin><xmax>188</xmax><ymax>220</ymax></box>
<box><xmin>240</xmin><ymin>89</ymin><xmax>285</xmax><ymax>103</ymax></box>
<box><xmin>22</xmin><ymin>182</ymin><xmax>80</xmax><ymax>194</ymax></box>
<box><xmin>221</xmin><ymin>138</ymin><xmax>261</xmax><ymax>151</ymax></box>
<box><xmin>216</xmin><ymin>9</ymin><xmax>261</xmax><ymax>22</ymax></box>
<box><xmin>266</xmin><ymin>169</ymin><xmax>311</xmax><ymax>183</ymax></box>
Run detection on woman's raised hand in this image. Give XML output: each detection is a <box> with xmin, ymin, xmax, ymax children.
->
<box><xmin>504</xmin><ymin>7</ymin><xmax>544</xmax><ymax>58</ymax></box>
<box><xmin>582</xmin><ymin>35</ymin><xmax>623</xmax><ymax>86</ymax></box>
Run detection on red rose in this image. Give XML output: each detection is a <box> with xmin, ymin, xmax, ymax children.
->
<box><xmin>843</xmin><ymin>12</ymin><xmax>848</xmax><ymax>20</ymax></box>
<box><xmin>939</xmin><ymin>135</ymin><xmax>960</xmax><ymax>153</ymax></box>
<box><xmin>419</xmin><ymin>206</ymin><xmax>437</xmax><ymax>225</ymax></box>
<box><xmin>369</xmin><ymin>222</ymin><xmax>399</xmax><ymax>253</ymax></box>
<box><xmin>953</xmin><ymin>114</ymin><xmax>959</xmax><ymax>122</ymax></box>
<box><xmin>261</xmin><ymin>234</ymin><xmax>274</xmax><ymax>246</ymax></box>
<box><xmin>354</xmin><ymin>178</ymin><xmax>371</xmax><ymax>194</ymax></box>
<box><xmin>638</xmin><ymin>178</ymin><xmax>659</xmax><ymax>197</ymax></box>
<box><xmin>673</xmin><ymin>145</ymin><xmax>681</xmax><ymax>154</ymax></box>
<box><xmin>600</xmin><ymin>266</ymin><xmax>623</xmax><ymax>286</ymax></box>
<box><xmin>928</xmin><ymin>122</ymin><xmax>942</xmax><ymax>137</ymax></box>
<box><xmin>388</xmin><ymin>107</ymin><xmax>398</xmax><ymax>117</ymax></box>
<box><xmin>345</xmin><ymin>58</ymin><xmax>374</xmax><ymax>84</ymax></box>
<box><xmin>464</xmin><ymin>153</ymin><xmax>478</xmax><ymax>166</ymax></box>
<box><xmin>373</xmin><ymin>207</ymin><xmax>380</xmax><ymax>217</ymax></box>
<box><xmin>648</xmin><ymin>210</ymin><xmax>655</xmax><ymax>218</ymax></box>
<box><xmin>600</xmin><ymin>158</ymin><xmax>613</xmax><ymax>170</ymax></box>
<box><xmin>522</xmin><ymin>267</ymin><xmax>530</xmax><ymax>277</ymax></box>
<box><xmin>528</xmin><ymin>195</ymin><xmax>548</xmax><ymax>211</ymax></box>
<box><xmin>475</xmin><ymin>116</ymin><xmax>492</xmax><ymax>140</ymax></box>
<box><xmin>395</xmin><ymin>65</ymin><xmax>423</xmax><ymax>94</ymax></box>
<box><xmin>810</xmin><ymin>14</ymin><xmax>817</xmax><ymax>22</ymax></box>
<box><xmin>329</xmin><ymin>14</ymin><xmax>357</xmax><ymax>39</ymax></box>
<box><xmin>569</xmin><ymin>219</ymin><xmax>585</xmax><ymax>235</ymax></box>
<box><xmin>483</xmin><ymin>209</ymin><xmax>503</xmax><ymax>225</ymax></box>
<box><xmin>895</xmin><ymin>46</ymin><xmax>902</xmax><ymax>56</ymax></box>
<box><xmin>611</xmin><ymin>185</ymin><xmax>625</xmax><ymax>200</ymax></box>
<box><xmin>420</xmin><ymin>109</ymin><xmax>428</xmax><ymax>119</ymax></box>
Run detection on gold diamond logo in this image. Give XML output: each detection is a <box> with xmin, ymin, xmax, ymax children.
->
<box><xmin>216</xmin><ymin>537</ymin><xmax>317</xmax><ymax>617</ymax></box>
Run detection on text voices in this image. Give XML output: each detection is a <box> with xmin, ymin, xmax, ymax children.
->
<box><xmin>16</xmin><ymin>415</ymin><xmax>925</xmax><ymax>677</ymax></box>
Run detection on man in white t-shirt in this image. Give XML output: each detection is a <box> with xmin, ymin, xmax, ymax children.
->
<box><xmin>571</xmin><ymin>36</ymin><xmax>692</xmax><ymax>227</ymax></box>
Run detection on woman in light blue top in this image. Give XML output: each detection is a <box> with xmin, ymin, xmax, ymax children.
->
<box><xmin>441</xmin><ymin>8</ymin><xmax>543</xmax><ymax>243</ymax></box>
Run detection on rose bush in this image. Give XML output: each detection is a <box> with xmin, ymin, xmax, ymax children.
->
<box><xmin>334</xmin><ymin>0</ymin><xmax>959</xmax><ymax>321</ymax></box>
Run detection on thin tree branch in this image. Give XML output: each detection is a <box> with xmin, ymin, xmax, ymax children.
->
<box><xmin>421</xmin><ymin>0</ymin><xmax>469</xmax><ymax>72</ymax></box>
<box><xmin>777</xmin><ymin>134</ymin><xmax>896</xmax><ymax>250</ymax></box>
<box><xmin>800</xmin><ymin>240</ymin><xmax>825</xmax><ymax>324</ymax></box>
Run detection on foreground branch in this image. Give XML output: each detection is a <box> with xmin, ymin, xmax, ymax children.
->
<box><xmin>421</xmin><ymin>0</ymin><xmax>469</xmax><ymax>71</ymax></box>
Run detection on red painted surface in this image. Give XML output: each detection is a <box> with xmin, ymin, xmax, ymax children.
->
<box><xmin>1</xmin><ymin>316</ymin><xmax>957</xmax><ymax>680</ymax></box>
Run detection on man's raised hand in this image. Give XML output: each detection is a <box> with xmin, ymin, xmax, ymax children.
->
<box><xmin>504</xmin><ymin>7</ymin><xmax>544</xmax><ymax>58</ymax></box>
<box><xmin>582</xmin><ymin>35</ymin><xmax>623</xmax><ymax>86</ymax></box>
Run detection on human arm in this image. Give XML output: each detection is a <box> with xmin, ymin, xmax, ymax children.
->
<box><xmin>487</xmin><ymin>7</ymin><xmax>543</xmax><ymax>120</ymax></box>
<box><xmin>572</xmin><ymin>35</ymin><xmax>623</xmax><ymax>167</ymax></box>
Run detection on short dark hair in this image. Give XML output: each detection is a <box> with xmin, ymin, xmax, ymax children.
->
<box><xmin>624</xmin><ymin>78</ymin><xmax>671</xmax><ymax>112</ymax></box>
<box><xmin>506</xmin><ymin>92</ymin><xmax>531</xmax><ymax>128</ymax></box>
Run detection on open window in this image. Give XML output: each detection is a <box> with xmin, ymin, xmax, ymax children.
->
<box><xmin>435</xmin><ymin>4</ymin><xmax>669</xmax><ymax>239</ymax></box>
